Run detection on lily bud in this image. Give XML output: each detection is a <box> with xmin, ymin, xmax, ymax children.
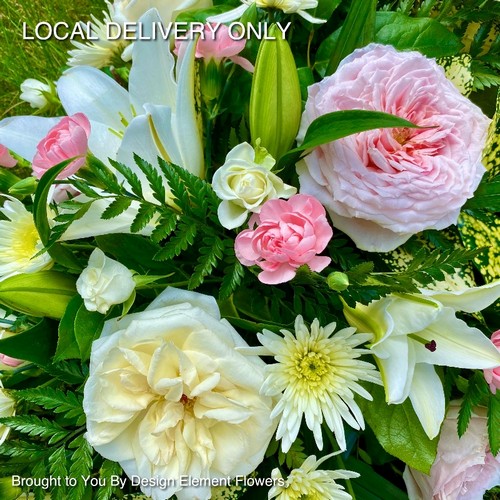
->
<box><xmin>8</xmin><ymin>177</ymin><xmax>38</xmax><ymax>196</ymax></box>
<box><xmin>0</xmin><ymin>271</ymin><xmax>76</xmax><ymax>319</ymax></box>
<box><xmin>249</xmin><ymin>24</ymin><xmax>301</xmax><ymax>160</ymax></box>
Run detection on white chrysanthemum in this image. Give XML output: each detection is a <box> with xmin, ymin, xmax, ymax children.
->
<box><xmin>257</xmin><ymin>316</ymin><xmax>381</xmax><ymax>452</ymax></box>
<box><xmin>269</xmin><ymin>452</ymin><xmax>359</xmax><ymax>500</ymax></box>
<box><xmin>0</xmin><ymin>198</ymin><xmax>53</xmax><ymax>280</ymax></box>
<box><xmin>67</xmin><ymin>11</ymin><xmax>127</xmax><ymax>68</ymax></box>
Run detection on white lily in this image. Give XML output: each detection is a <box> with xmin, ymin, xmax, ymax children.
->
<box><xmin>343</xmin><ymin>280</ymin><xmax>500</xmax><ymax>440</ymax></box>
<box><xmin>0</xmin><ymin>9</ymin><xmax>203</xmax><ymax>239</ymax></box>
<box><xmin>208</xmin><ymin>0</ymin><xmax>326</xmax><ymax>25</ymax></box>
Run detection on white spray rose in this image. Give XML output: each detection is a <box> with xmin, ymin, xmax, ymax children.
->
<box><xmin>19</xmin><ymin>79</ymin><xmax>51</xmax><ymax>109</ymax></box>
<box><xmin>83</xmin><ymin>287</ymin><xmax>277</xmax><ymax>500</ymax></box>
<box><xmin>76</xmin><ymin>248</ymin><xmax>135</xmax><ymax>314</ymax></box>
<box><xmin>212</xmin><ymin>142</ymin><xmax>296</xmax><ymax>229</ymax></box>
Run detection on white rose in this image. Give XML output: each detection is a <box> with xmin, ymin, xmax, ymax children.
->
<box><xmin>76</xmin><ymin>248</ymin><xmax>135</xmax><ymax>314</ymax></box>
<box><xmin>83</xmin><ymin>287</ymin><xmax>277</xmax><ymax>500</ymax></box>
<box><xmin>212</xmin><ymin>142</ymin><xmax>296</xmax><ymax>229</ymax></box>
<box><xmin>19</xmin><ymin>78</ymin><xmax>51</xmax><ymax>109</ymax></box>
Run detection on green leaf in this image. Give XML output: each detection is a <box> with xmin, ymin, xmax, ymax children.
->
<box><xmin>345</xmin><ymin>456</ymin><xmax>408</xmax><ymax>500</ymax></box>
<box><xmin>48</xmin><ymin>447</ymin><xmax>68</xmax><ymax>500</ymax></box>
<box><xmin>133</xmin><ymin>154</ymin><xmax>166</xmax><ymax>204</ymax></box>
<box><xmin>101</xmin><ymin>197</ymin><xmax>133</xmax><ymax>220</ymax></box>
<box><xmin>188</xmin><ymin>236</ymin><xmax>224</xmax><ymax>290</ymax></box>
<box><xmin>14</xmin><ymin>387</ymin><xmax>85</xmax><ymax>426</ymax></box>
<box><xmin>85</xmin><ymin>154</ymin><xmax>123</xmax><ymax>193</ymax></box>
<box><xmin>130</xmin><ymin>202</ymin><xmax>157</xmax><ymax>233</ymax></box>
<box><xmin>0</xmin><ymin>415</ymin><xmax>70</xmax><ymax>444</ymax></box>
<box><xmin>33</xmin><ymin>159</ymin><xmax>82</xmax><ymax>271</ymax></box>
<box><xmin>326</xmin><ymin>0</ymin><xmax>376</xmax><ymax>75</ymax></box>
<box><xmin>464</xmin><ymin>179</ymin><xmax>500</xmax><ymax>211</ymax></box>
<box><xmin>220</xmin><ymin>253</ymin><xmax>245</xmax><ymax>301</ymax></box>
<box><xmin>95</xmin><ymin>234</ymin><xmax>165</xmax><ymax>273</ymax></box>
<box><xmin>0</xmin><ymin>441</ymin><xmax>48</xmax><ymax>459</ymax></box>
<box><xmin>96</xmin><ymin>460</ymin><xmax>122</xmax><ymax>500</ymax></box>
<box><xmin>374</xmin><ymin>12</ymin><xmax>463</xmax><ymax>57</ymax></box>
<box><xmin>150</xmin><ymin>212</ymin><xmax>179</xmax><ymax>244</ymax></box>
<box><xmin>74</xmin><ymin>303</ymin><xmax>105</xmax><ymax>361</ymax></box>
<box><xmin>109</xmin><ymin>159</ymin><xmax>143</xmax><ymax>198</ymax></box>
<box><xmin>55</xmin><ymin>295</ymin><xmax>83</xmax><ymax>361</ymax></box>
<box><xmin>458</xmin><ymin>371</ymin><xmax>491</xmax><ymax>437</ymax></box>
<box><xmin>276</xmin><ymin>110</ymin><xmax>422</xmax><ymax>170</ymax></box>
<box><xmin>359</xmin><ymin>384</ymin><xmax>438</xmax><ymax>473</ymax></box>
<box><xmin>0</xmin><ymin>318</ymin><xmax>56</xmax><ymax>366</ymax></box>
<box><xmin>488</xmin><ymin>391</ymin><xmax>500</xmax><ymax>455</ymax></box>
<box><xmin>68</xmin><ymin>435</ymin><xmax>93</xmax><ymax>500</ymax></box>
<box><xmin>154</xmin><ymin>222</ymin><xmax>198</xmax><ymax>261</ymax></box>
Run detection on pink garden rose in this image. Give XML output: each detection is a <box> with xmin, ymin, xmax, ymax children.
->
<box><xmin>234</xmin><ymin>194</ymin><xmax>333</xmax><ymax>284</ymax></box>
<box><xmin>175</xmin><ymin>24</ymin><xmax>253</xmax><ymax>72</ymax></box>
<box><xmin>484</xmin><ymin>330</ymin><xmax>500</xmax><ymax>394</ymax></box>
<box><xmin>297</xmin><ymin>44</ymin><xmax>490</xmax><ymax>252</ymax></box>
<box><xmin>403</xmin><ymin>402</ymin><xmax>500</xmax><ymax>499</ymax></box>
<box><xmin>32</xmin><ymin>113</ymin><xmax>91</xmax><ymax>179</ymax></box>
<box><xmin>0</xmin><ymin>145</ymin><xmax>17</xmax><ymax>168</ymax></box>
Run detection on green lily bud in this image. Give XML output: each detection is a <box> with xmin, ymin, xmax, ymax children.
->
<box><xmin>0</xmin><ymin>271</ymin><xmax>76</xmax><ymax>319</ymax></box>
<box><xmin>8</xmin><ymin>176</ymin><xmax>38</xmax><ymax>195</ymax></box>
<box><xmin>200</xmin><ymin>59</ymin><xmax>223</xmax><ymax>103</ymax></box>
<box><xmin>326</xmin><ymin>271</ymin><xmax>350</xmax><ymax>291</ymax></box>
<box><xmin>249</xmin><ymin>24</ymin><xmax>301</xmax><ymax>160</ymax></box>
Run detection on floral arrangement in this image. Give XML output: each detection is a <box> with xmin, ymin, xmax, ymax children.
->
<box><xmin>0</xmin><ymin>0</ymin><xmax>499</xmax><ymax>499</ymax></box>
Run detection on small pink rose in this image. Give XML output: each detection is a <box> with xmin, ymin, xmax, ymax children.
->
<box><xmin>175</xmin><ymin>24</ymin><xmax>254</xmax><ymax>72</ymax></box>
<box><xmin>0</xmin><ymin>145</ymin><xmax>17</xmax><ymax>168</ymax></box>
<box><xmin>484</xmin><ymin>330</ymin><xmax>500</xmax><ymax>394</ymax></box>
<box><xmin>32</xmin><ymin>113</ymin><xmax>91</xmax><ymax>179</ymax></box>
<box><xmin>234</xmin><ymin>194</ymin><xmax>333</xmax><ymax>284</ymax></box>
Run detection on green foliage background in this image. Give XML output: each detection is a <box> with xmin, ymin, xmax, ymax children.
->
<box><xmin>0</xmin><ymin>0</ymin><xmax>106</xmax><ymax>118</ymax></box>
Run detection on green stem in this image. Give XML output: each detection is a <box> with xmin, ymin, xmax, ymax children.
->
<box><xmin>323</xmin><ymin>425</ymin><xmax>357</xmax><ymax>500</ymax></box>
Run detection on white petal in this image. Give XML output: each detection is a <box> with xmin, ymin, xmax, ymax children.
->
<box><xmin>129</xmin><ymin>9</ymin><xmax>177</xmax><ymax>110</ymax></box>
<box><xmin>409</xmin><ymin>363</ymin><xmax>445</xmax><ymax>439</ymax></box>
<box><xmin>412</xmin><ymin>308</ymin><xmax>500</xmax><ymax>369</ymax></box>
<box><xmin>207</xmin><ymin>4</ymin><xmax>249</xmax><ymax>23</ymax></box>
<box><xmin>420</xmin><ymin>280</ymin><xmax>500</xmax><ymax>313</ymax></box>
<box><xmin>172</xmin><ymin>38</ymin><xmax>204</xmax><ymax>177</ymax></box>
<box><xmin>372</xmin><ymin>335</ymin><xmax>413</xmax><ymax>404</ymax></box>
<box><xmin>0</xmin><ymin>116</ymin><xmax>60</xmax><ymax>161</ymax></box>
<box><xmin>57</xmin><ymin>66</ymin><xmax>132</xmax><ymax>132</ymax></box>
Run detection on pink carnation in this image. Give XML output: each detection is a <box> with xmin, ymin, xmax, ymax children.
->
<box><xmin>298</xmin><ymin>44</ymin><xmax>490</xmax><ymax>252</ymax></box>
<box><xmin>234</xmin><ymin>194</ymin><xmax>333</xmax><ymax>284</ymax></box>
<box><xmin>404</xmin><ymin>402</ymin><xmax>500</xmax><ymax>499</ymax></box>
<box><xmin>0</xmin><ymin>145</ymin><xmax>17</xmax><ymax>168</ymax></box>
<box><xmin>32</xmin><ymin>113</ymin><xmax>91</xmax><ymax>179</ymax></box>
<box><xmin>484</xmin><ymin>330</ymin><xmax>500</xmax><ymax>394</ymax></box>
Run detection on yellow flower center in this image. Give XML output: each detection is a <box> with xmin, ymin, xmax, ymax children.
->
<box><xmin>294</xmin><ymin>351</ymin><xmax>330</xmax><ymax>385</ymax></box>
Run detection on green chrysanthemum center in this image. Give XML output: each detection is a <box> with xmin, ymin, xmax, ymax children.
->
<box><xmin>294</xmin><ymin>350</ymin><xmax>330</xmax><ymax>385</ymax></box>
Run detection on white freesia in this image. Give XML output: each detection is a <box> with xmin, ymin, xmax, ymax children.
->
<box><xmin>0</xmin><ymin>197</ymin><xmax>53</xmax><ymax>280</ymax></box>
<box><xmin>212</xmin><ymin>142</ymin><xmax>296</xmax><ymax>229</ymax></box>
<box><xmin>19</xmin><ymin>79</ymin><xmax>51</xmax><ymax>109</ymax></box>
<box><xmin>343</xmin><ymin>280</ymin><xmax>500</xmax><ymax>439</ymax></box>
<box><xmin>209</xmin><ymin>0</ymin><xmax>325</xmax><ymax>24</ymax></box>
<box><xmin>83</xmin><ymin>287</ymin><xmax>277</xmax><ymax>500</ymax></box>
<box><xmin>76</xmin><ymin>248</ymin><xmax>135</xmax><ymax>314</ymax></box>
<box><xmin>0</xmin><ymin>9</ymin><xmax>203</xmax><ymax>240</ymax></box>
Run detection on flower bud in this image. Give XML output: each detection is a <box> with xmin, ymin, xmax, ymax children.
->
<box><xmin>0</xmin><ymin>271</ymin><xmax>76</xmax><ymax>319</ymax></box>
<box><xmin>20</xmin><ymin>78</ymin><xmax>59</xmax><ymax>112</ymax></box>
<box><xmin>249</xmin><ymin>24</ymin><xmax>301</xmax><ymax>160</ymax></box>
<box><xmin>8</xmin><ymin>177</ymin><xmax>38</xmax><ymax>196</ymax></box>
<box><xmin>326</xmin><ymin>271</ymin><xmax>349</xmax><ymax>291</ymax></box>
